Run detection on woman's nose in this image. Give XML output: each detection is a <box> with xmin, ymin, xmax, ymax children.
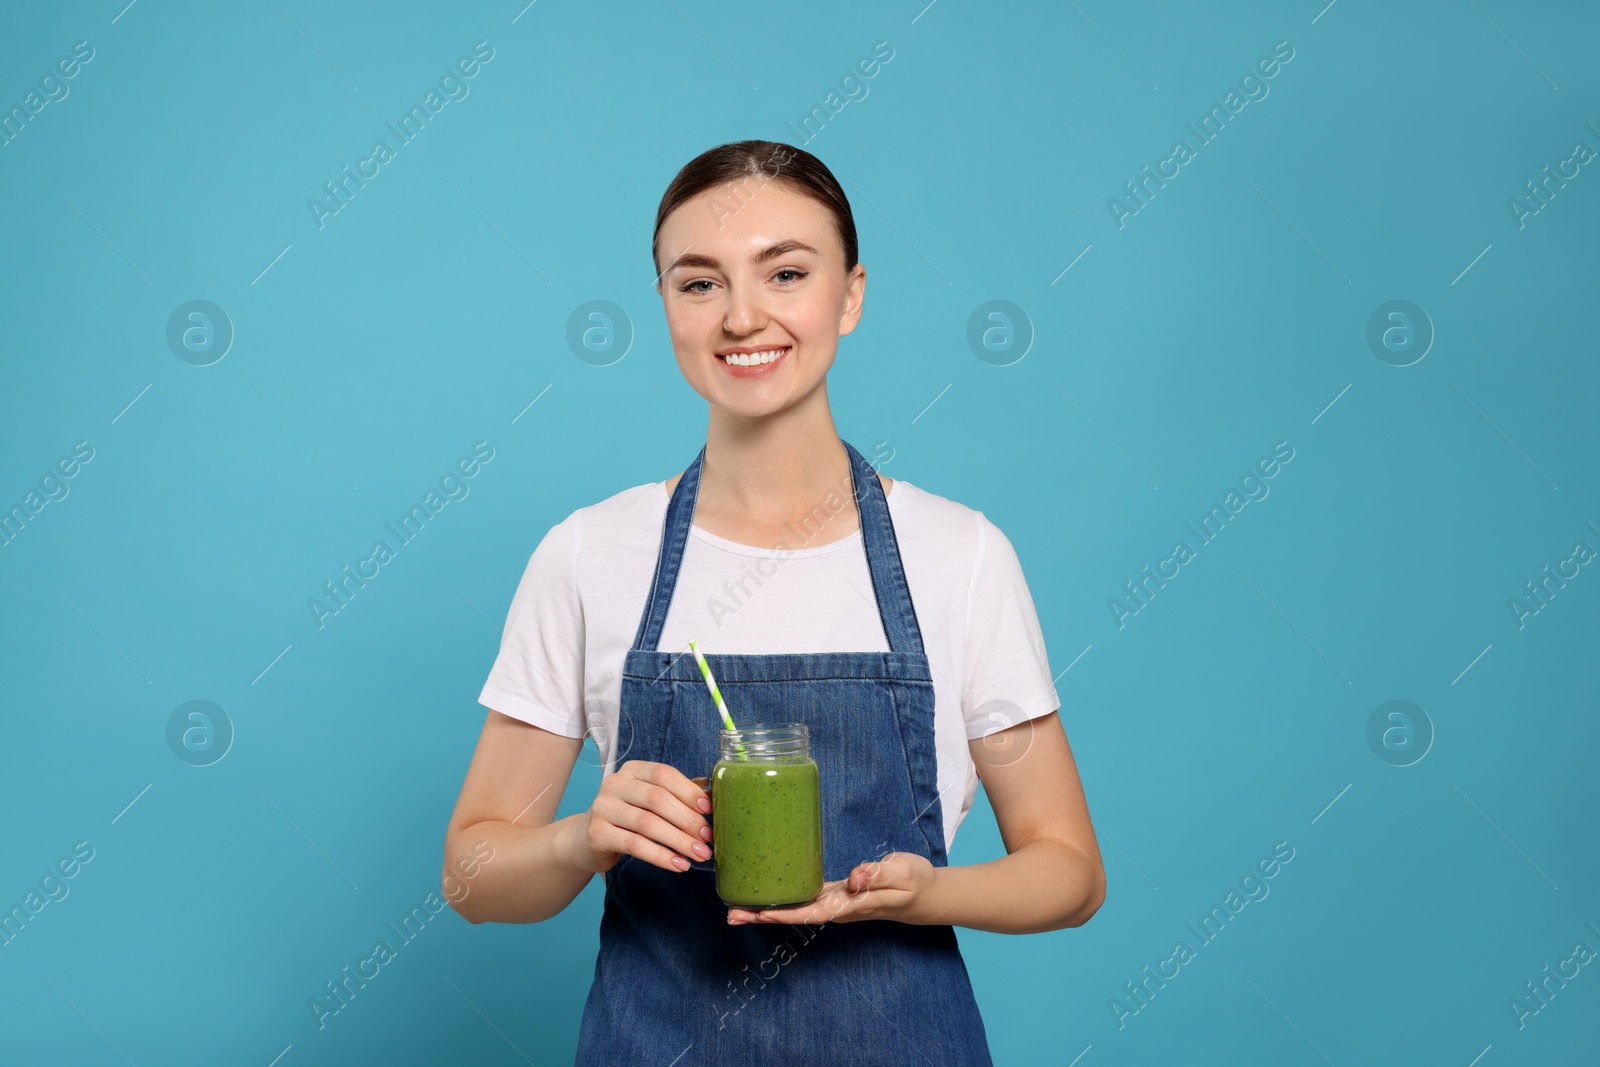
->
<box><xmin>723</xmin><ymin>286</ymin><xmax>767</xmax><ymax>334</ymax></box>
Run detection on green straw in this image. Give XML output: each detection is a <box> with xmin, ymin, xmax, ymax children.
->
<box><xmin>688</xmin><ymin>640</ymin><xmax>745</xmax><ymax>757</ymax></box>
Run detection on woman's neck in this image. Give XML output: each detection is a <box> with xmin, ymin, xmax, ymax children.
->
<box><xmin>691</xmin><ymin>384</ymin><xmax>863</xmax><ymax>542</ymax></box>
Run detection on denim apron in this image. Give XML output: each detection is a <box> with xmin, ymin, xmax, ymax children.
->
<box><xmin>574</xmin><ymin>438</ymin><xmax>994</xmax><ymax>1066</ymax></box>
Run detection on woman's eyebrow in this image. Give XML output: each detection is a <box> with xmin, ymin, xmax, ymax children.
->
<box><xmin>664</xmin><ymin>239</ymin><xmax>820</xmax><ymax>274</ymax></box>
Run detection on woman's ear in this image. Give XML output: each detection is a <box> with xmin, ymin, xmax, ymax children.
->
<box><xmin>838</xmin><ymin>263</ymin><xmax>866</xmax><ymax>336</ymax></box>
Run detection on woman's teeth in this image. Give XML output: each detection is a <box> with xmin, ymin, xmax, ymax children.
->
<box><xmin>722</xmin><ymin>347</ymin><xmax>787</xmax><ymax>366</ymax></box>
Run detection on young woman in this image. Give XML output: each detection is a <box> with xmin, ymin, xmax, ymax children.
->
<box><xmin>442</xmin><ymin>140</ymin><xmax>1105</xmax><ymax>1064</ymax></box>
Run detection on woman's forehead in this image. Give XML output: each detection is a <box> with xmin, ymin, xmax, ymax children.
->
<box><xmin>663</xmin><ymin>181</ymin><xmax>836</xmax><ymax>250</ymax></box>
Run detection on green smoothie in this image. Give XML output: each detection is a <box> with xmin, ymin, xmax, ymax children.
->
<box><xmin>711</xmin><ymin>756</ymin><xmax>823</xmax><ymax>907</ymax></box>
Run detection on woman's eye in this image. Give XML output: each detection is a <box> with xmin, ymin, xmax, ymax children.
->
<box><xmin>679</xmin><ymin>279</ymin><xmax>715</xmax><ymax>293</ymax></box>
<box><xmin>774</xmin><ymin>269</ymin><xmax>807</xmax><ymax>284</ymax></box>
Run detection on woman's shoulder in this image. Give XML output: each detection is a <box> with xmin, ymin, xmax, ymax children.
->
<box><xmin>888</xmin><ymin>478</ymin><xmax>1007</xmax><ymax>558</ymax></box>
<box><xmin>526</xmin><ymin>481</ymin><xmax>666</xmax><ymax>558</ymax></box>
<box><xmin>890</xmin><ymin>477</ymin><xmax>985</xmax><ymax>527</ymax></box>
<box><xmin>892</xmin><ymin>482</ymin><xmax>1038</xmax><ymax>608</ymax></box>
<box><xmin>565</xmin><ymin>480</ymin><xmax>669</xmax><ymax>536</ymax></box>
<box><xmin>578</xmin><ymin>478</ymin><xmax>668</xmax><ymax>517</ymax></box>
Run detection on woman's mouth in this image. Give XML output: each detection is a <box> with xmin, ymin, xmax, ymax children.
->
<box><xmin>715</xmin><ymin>346</ymin><xmax>790</xmax><ymax>378</ymax></box>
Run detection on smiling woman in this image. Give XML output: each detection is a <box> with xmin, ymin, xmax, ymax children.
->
<box><xmin>442</xmin><ymin>139</ymin><xmax>1105</xmax><ymax>1067</ymax></box>
<box><xmin>647</xmin><ymin>143</ymin><xmax>868</xmax><ymax>447</ymax></box>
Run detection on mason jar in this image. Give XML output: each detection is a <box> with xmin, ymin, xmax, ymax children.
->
<box><xmin>710</xmin><ymin>723</ymin><xmax>823</xmax><ymax>908</ymax></box>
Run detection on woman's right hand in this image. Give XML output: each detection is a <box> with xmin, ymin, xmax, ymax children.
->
<box><xmin>574</xmin><ymin>760</ymin><xmax>713</xmax><ymax>874</ymax></box>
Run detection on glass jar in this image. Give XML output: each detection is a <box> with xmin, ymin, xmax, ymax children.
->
<box><xmin>711</xmin><ymin>723</ymin><xmax>823</xmax><ymax>908</ymax></box>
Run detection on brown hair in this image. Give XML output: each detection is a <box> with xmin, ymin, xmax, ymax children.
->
<box><xmin>651</xmin><ymin>140</ymin><xmax>859</xmax><ymax>280</ymax></box>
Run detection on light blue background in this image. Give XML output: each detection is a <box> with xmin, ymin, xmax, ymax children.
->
<box><xmin>2</xmin><ymin>1</ymin><xmax>1597</xmax><ymax>1064</ymax></box>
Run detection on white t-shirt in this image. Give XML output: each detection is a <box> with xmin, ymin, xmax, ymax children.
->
<box><xmin>478</xmin><ymin>476</ymin><xmax>1061</xmax><ymax>849</ymax></box>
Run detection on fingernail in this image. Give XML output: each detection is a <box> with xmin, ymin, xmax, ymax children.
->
<box><xmin>697</xmin><ymin>798</ymin><xmax>711</xmax><ymax>813</ymax></box>
<box><xmin>693</xmin><ymin>843</ymin><xmax>710</xmax><ymax>859</ymax></box>
<box><xmin>672</xmin><ymin>856</ymin><xmax>689</xmax><ymax>870</ymax></box>
<box><xmin>700</xmin><ymin>826</ymin><xmax>713</xmax><ymax>842</ymax></box>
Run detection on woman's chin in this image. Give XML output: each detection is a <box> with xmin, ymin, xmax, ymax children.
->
<box><xmin>713</xmin><ymin>375</ymin><xmax>825</xmax><ymax>418</ymax></box>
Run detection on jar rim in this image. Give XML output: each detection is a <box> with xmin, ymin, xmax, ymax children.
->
<box><xmin>718</xmin><ymin>722</ymin><xmax>810</xmax><ymax>758</ymax></box>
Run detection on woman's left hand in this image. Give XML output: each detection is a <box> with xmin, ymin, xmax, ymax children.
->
<box><xmin>726</xmin><ymin>852</ymin><xmax>936</xmax><ymax>926</ymax></box>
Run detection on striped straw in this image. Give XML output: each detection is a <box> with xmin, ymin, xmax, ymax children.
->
<box><xmin>687</xmin><ymin>640</ymin><xmax>745</xmax><ymax>757</ymax></box>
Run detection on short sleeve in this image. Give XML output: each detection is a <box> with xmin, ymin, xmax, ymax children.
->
<box><xmin>477</xmin><ymin>513</ymin><xmax>587</xmax><ymax>738</ymax></box>
<box><xmin>962</xmin><ymin>515</ymin><xmax>1061</xmax><ymax>739</ymax></box>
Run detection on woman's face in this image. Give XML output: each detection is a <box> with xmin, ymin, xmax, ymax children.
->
<box><xmin>655</xmin><ymin>179</ymin><xmax>864</xmax><ymax>419</ymax></box>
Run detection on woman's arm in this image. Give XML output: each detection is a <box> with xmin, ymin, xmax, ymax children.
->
<box><xmin>441</xmin><ymin>710</ymin><xmax>595</xmax><ymax>924</ymax></box>
<box><xmin>727</xmin><ymin>710</ymin><xmax>1105</xmax><ymax>934</ymax></box>
<box><xmin>443</xmin><ymin>709</ymin><xmax>718</xmax><ymax>924</ymax></box>
<box><xmin>917</xmin><ymin>710</ymin><xmax>1105</xmax><ymax>933</ymax></box>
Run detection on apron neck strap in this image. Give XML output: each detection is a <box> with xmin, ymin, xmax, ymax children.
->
<box><xmin>630</xmin><ymin>438</ymin><xmax>925</xmax><ymax>656</ymax></box>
